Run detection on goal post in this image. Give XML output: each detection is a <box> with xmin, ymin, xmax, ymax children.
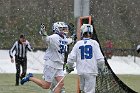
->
<box><xmin>76</xmin><ymin>16</ymin><xmax>92</xmax><ymax>41</ymax></box>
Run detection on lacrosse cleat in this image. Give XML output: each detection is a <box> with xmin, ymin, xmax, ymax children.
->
<box><xmin>20</xmin><ymin>73</ymin><xmax>33</xmax><ymax>85</ymax></box>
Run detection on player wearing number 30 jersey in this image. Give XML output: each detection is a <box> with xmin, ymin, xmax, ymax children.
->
<box><xmin>67</xmin><ymin>24</ymin><xmax>105</xmax><ymax>93</ymax></box>
<box><xmin>44</xmin><ymin>33</ymin><xmax>67</xmax><ymax>69</ymax></box>
<box><xmin>20</xmin><ymin>22</ymin><xmax>68</xmax><ymax>93</ymax></box>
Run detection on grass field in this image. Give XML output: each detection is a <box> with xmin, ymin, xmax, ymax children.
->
<box><xmin>0</xmin><ymin>74</ymin><xmax>140</xmax><ymax>93</ymax></box>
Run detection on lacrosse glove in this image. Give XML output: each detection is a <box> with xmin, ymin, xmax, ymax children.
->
<box><xmin>39</xmin><ymin>23</ymin><xmax>47</xmax><ymax>36</ymax></box>
<box><xmin>65</xmin><ymin>64</ymin><xmax>74</xmax><ymax>73</ymax></box>
<box><xmin>97</xmin><ymin>59</ymin><xmax>105</xmax><ymax>72</ymax></box>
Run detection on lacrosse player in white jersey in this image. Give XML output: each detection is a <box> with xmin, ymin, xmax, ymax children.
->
<box><xmin>66</xmin><ymin>24</ymin><xmax>105</xmax><ymax>93</ymax></box>
<box><xmin>20</xmin><ymin>22</ymin><xmax>69</xmax><ymax>93</ymax></box>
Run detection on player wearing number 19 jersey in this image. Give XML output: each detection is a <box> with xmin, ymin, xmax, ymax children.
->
<box><xmin>68</xmin><ymin>38</ymin><xmax>103</xmax><ymax>75</ymax></box>
<box><xmin>67</xmin><ymin>24</ymin><xmax>105</xmax><ymax>93</ymax></box>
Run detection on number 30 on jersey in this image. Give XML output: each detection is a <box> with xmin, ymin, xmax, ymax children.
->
<box><xmin>58</xmin><ymin>40</ymin><xmax>67</xmax><ymax>54</ymax></box>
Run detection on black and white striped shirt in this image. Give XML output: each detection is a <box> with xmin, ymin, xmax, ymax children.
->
<box><xmin>9</xmin><ymin>40</ymin><xmax>32</xmax><ymax>58</ymax></box>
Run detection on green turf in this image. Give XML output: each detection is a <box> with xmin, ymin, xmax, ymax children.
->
<box><xmin>0</xmin><ymin>74</ymin><xmax>139</xmax><ymax>93</ymax></box>
<box><xmin>0</xmin><ymin>74</ymin><xmax>77</xmax><ymax>93</ymax></box>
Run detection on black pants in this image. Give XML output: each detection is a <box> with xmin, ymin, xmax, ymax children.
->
<box><xmin>15</xmin><ymin>56</ymin><xmax>27</xmax><ymax>85</ymax></box>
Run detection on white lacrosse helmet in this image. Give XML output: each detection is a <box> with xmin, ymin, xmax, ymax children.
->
<box><xmin>80</xmin><ymin>24</ymin><xmax>93</xmax><ymax>36</ymax></box>
<box><xmin>52</xmin><ymin>22</ymin><xmax>68</xmax><ymax>34</ymax></box>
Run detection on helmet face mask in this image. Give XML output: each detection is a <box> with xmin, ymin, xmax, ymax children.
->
<box><xmin>52</xmin><ymin>22</ymin><xmax>69</xmax><ymax>37</ymax></box>
<box><xmin>63</xmin><ymin>27</ymin><xmax>69</xmax><ymax>35</ymax></box>
<box><xmin>59</xmin><ymin>27</ymin><xmax>68</xmax><ymax>32</ymax></box>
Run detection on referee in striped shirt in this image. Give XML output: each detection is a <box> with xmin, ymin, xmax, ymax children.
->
<box><xmin>9</xmin><ymin>34</ymin><xmax>32</xmax><ymax>86</ymax></box>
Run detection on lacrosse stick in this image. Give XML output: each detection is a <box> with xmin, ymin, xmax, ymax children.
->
<box><xmin>52</xmin><ymin>72</ymin><xmax>69</xmax><ymax>92</ymax></box>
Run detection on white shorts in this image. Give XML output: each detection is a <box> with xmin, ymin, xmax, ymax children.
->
<box><xmin>79</xmin><ymin>74</ymin><xmax>96</xmax><ymax>93</ymax></box>
<box><xmin>43</xmin><ymin>65</ymin><xmax>64</xmax><ymax>82</ymax></box>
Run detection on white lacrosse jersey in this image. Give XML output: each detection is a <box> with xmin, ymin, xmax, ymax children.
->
<box><xmin>67</xmin><ymin>38</ymin><xmax>104</xmax><ymax>75</ymax></box>
<box><xmin>44</xmin><ymin>34</ymin><xmax>67</xmax><ymax>69</ymax></box>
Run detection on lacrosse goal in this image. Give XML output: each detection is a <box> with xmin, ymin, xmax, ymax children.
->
<box><xmin>76</xmin><ymin>16</ymin><xmax>137</xmax><ymax>93</ymax></box>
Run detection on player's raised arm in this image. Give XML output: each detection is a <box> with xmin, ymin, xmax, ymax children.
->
<box><xmin>39</xmin><ymin>23</ymin><xmax>48</xmax><ymax>43</ymax></box>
